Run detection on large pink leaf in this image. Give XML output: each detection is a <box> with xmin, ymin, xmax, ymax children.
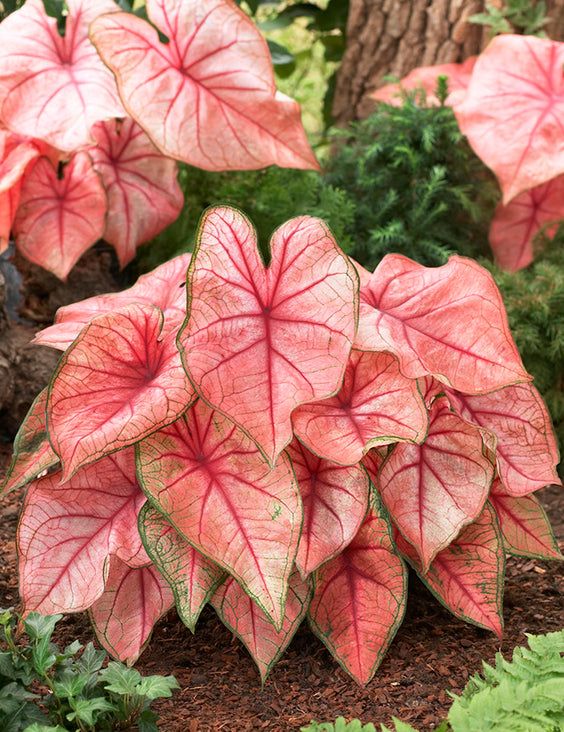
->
<box><xmin>90</xmin><ymin>0</ymin><xmax>318</xmax><ymax>172</ymax></box>
<box><xmin>447</xmin><ymin>383</ymin><xmax>560</xmax><ymax>496</ymax></box>
<box><xmin>90</xmin><ymin>556</ymin><xmax>174</xmax><ymax>664</ymax></box>
<box><xmin>489</xmin><ymin>479</ymin><xmax>561</xmax><ymax>560</ymax></box>
<box><xmin>17</xmin><ymin>450</ymin><xmax>149</xmax><ymax>616</ymax></box>
<box><xmin>308</xmin><ymin>509</ymin><xmax>407</xmax><ymax>686</ymax></box>
<box><xmin>211</xmin><ymin>570</ymin><xmax>311</xmax><ymax>682</ymax></box>
<box><xmin>0</xmin><ymin>0</ymin><xmax>123</xmax><ymax>151</ymax></box>
<box><xmin>292</xmin><ymin>350</ymin><xmax>427</xmax><ymax>466</ymax></box>
<box><xmin>488</xmin><ymin>176</ymin><xmax>564</xmax><ymax>272</ymax></box>
<box><xmin>48</xmin><ymin>303</ymin><xmax>194</xmax><ymax>479</ymax></box>
<box><xmin>139</xmin><ymin>503</ymin><xmax>224</xmax><ymax>632</ymax></box>
<box><xmin>90</xmin><ymin>119</ymin><xmax>184</xmax><ymax>267</ymax></box>
<box><xmin>13</xmin><ymin>153</ymin><xmax>108</xmax><ymax>280</ymax></box>
<box><xmin>0</xmin><ymin>184</ymin><xmax>21</xmax><ymax>252</ymax></box>
<box><xmin>179</xmin><ymin>207</ymin><xmax>358</xmax><ymax>465</ymax></box>
<box><xmin>354</xmin><ymin>254</ymin><xmax>529</xmax><ymax>394</ymax></box>
<box><xmin>1</xmin><ymin>389</ymin><xmax>58</xmax><ymax>495</ymax></box>
<box><xmin>378</xmin><ymin>397</ymin><xmax>494</xmax><ymax>571</ymax></box>
<box><xmin>136</xmin><ymin>399</ymin><xmax>301</xmax><ymax>628</ymax></box>
<box><xmin>372</xmin><ymin>57</ymin><xmax>477</xmax><ymax>107</ymax></box>
<box><xmin>33</xmin><ymin>253</ymin><xmax>191</xmax><ymax>350</ymax></box>
<box><xmin>455</xmin><ymin>35</ymin><xmax>564</xmax><ymax>203</ymax></box>
<box><xmin>286</xmin><ymin>439</ymin><xmax>369</xmax><ymax>577</ymax></box>
<box><xmin>395</xmin><ymin>504</ymin><xmax>504</xmax><ymax>637</ymax></box>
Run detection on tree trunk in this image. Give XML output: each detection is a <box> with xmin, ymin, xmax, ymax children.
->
<box><xmin>333</xmin><ymin>0</ymin><xmax>564</xmax><ymax>125</ymax></box>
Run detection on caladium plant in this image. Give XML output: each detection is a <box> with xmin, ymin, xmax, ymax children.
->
<box><xmin>3</xmin><ymin>206</ymin><xmax>561</xmax><ymax>684</ymax></box>
<box><xmin>0</xmin><ymin>0</ymin><xmax>317</xmax><ymax>278</ymax></box>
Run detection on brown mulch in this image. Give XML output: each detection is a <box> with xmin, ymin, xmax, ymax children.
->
<box><xmin>1</xmin><ymin>440</ymin><xmax>562</xmax><ymax>731</ymax></box>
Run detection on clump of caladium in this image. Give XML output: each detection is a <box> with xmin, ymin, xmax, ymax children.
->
<box><xmin>0</xmin><ymin>0</ymin><xmax>317</xmax><ymax>277</ymax></box>
<box><xmin>3</xmin><ymin>206</ymin><xmax>561</xmax><ymax>685</ymax></box>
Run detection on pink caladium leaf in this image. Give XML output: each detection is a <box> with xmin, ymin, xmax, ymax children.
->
<box><xmin>372</xmin><ymin>57</ymin><xmax>477</xmax><ymax>107</ymax></box>
<box><xmin>136</xmin><ymin>399</ymin><xmax>301</xmax><ymax>629</ymax></box>
<box><xmin>17</xmin><ymin>450</ymin><xmax>149</xmax><ymax>616</ymax></box>
<box><xmin>286</xmin><ymin>439</ymin><xmax>369</xmax><ymax>577</ymax></box>
<box><xmin>211</xmin><ymin>570</ymin><xmax>312</xmax><ymax>682</ymax></box>
<box><xmin>48</xmin><ymin>303</ymin><xmax>194</xmax><ymax>479</ymax></box>
<box><xmin>292</xmin><ymin>350</ymin><xmax>427</xmax><ymax>466</ymax></box>
<box><xmin>354</xmin><ymin>254</ymin><xmax>529</xmax><ymax>394</ymax></box>
<box><xmin>179</xmin><ymin>207</ymin><xmax>358</xmax><ymax>465</ymax></box>
<box><xmin>0</xmin><ymin>131</ymin><xmax>41</xmax><ymax>195</ymax></box>
<box><xmin>90</xmin><ymin>119</ymin><xmax>184</xmax><ymax>267</ymax></box>
<box><xmin>0</xmin><ymin>0</ymin><xmax>124</xmax><ymax>151</ymax></box>
<box><xmin>139</xmin><ymin>503</ymin><xmax>225</xmax><ymax>632</ymax></box>
<box><xmin>90</xmin><ymin>0</ymin><xmax>318</xmax><ymax>172</ymax></box>
<box><xmin>489</xmin><ymin>479</ymin><xmax>562</xmax><ymax>560</ymax></box>
<box><xmin>13</xmin><ymin>153</ymin><xmax>108</xmax><ymax>280</ymax></box>
<box><xmin>379</xmin><ymin>397</ymin><xmax>494</xmax><ymax>571</ymax></box>
<box><xmin>0</xmin><ymin>185</ymin><xmax>21</xmax><ymax>252</ymax></box>
<box><xmin>1</xmin><ymin>389</ymin><xmax>58</xmax><ymax>495</ymax></box>
<box><xmin>308</xmin><ymin>508</ymin><xmax>407</xmax><ymax>686</ymax></box>
<box><xmin>90</xmin><ymin>556</ymin><xmax>174</xmax><ymax>664</ymax></box>
<box><xmin>395</xmin><ymin>504</ymin><xmax>505</xmax><ymax>637</ymax></box>
<box><xmin>488</xmin><ymin>176</ymin><xmax>564</xmax><ymax>272</ymax></box>
<box><xmin>454</xmin><ymin>35</ymin><xmax>564</xmax><ymax>203</ymax></box>
<box><xmin>34</xmin><ymin>253</ymin><xmax>191</xmax><ymax>350</ymax></box>
<box><xmin>446</xmin><ymin>383</ymin><xmax>561</xmax><ymax>497</ymax></box>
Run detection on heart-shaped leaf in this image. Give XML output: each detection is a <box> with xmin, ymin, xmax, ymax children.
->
<box><xmin>90</xmin><ymin>119</ymin><xmax>184</xmax><ymax>267</ymax></box>
<box><xmin>286</xmin><ymin>439</ymin><xmax>369</xmax><ymax>577</ymax></box>
<box><xmin>90</xmin><ymin>0</ymin><xmax>318</xmax><ymax>171</ymax></box>
<box><xmin>1</xmin><ymin>389</ymin><xmax>58</xmax><ymax>495</ymax></box>
<box><xmin>0</xmin><ymin>131</ymin><xmax>41</xmax><ymax>195</ymax></box>
<box><xmin>395</xmin><ymin>504</ymin><xmax>504</xmax><ymax>637</ymax></box>
<box><xmin>446</xmin><ymin>383</ymin><xmax>561</xmax><ymax>496</ymax></box>
<box><xmin>489</xmin><ymin>479</ymin><xmax>561</xmax><ymax>560</ymax></box>
<box><xmin>136</xmin><ymin>399</ymin><xmax>301</xmax><ymax>629</ymax></box>
<box><xmin>139</xmin><ymin>503</ymin><xmax>225</xmax><ymax>632</ymax></box>
<box><xmin>308</xmin><ymin>507</ymin><xmax>407</xmax><ymax>686</ymax></box>
<box><xmin>179</xmin><ymin>207</ymin><xmax>358</xmax><ymax>465</ymax></box>
<box><xmin>379</xmin><ymin>397</ymin><xmax>494</xmax><ymax>571</ymax></box>
<box><xmin>211</xmin><ymin>570</ymin><xmax>311</xmax><ymax>682</ymax></box>
<box><xmin>454</xmin><ymin>35</ymin><xmax>564</xmax><ymax>203</ymax></box>
<box><xmin>292</xmin><ymin>350</ymin><xmax>427</xmax><ymax>466</ymax></box>
<box><xmin>13</xmin><ymin>153</ymin><xmax>108</xmax><ymax>280</ymax></box>
<box><xmin>48</xmin><ymin>303</ymin><xmax>194</xmax><ymax>479</ymax></box>
<box><xmin>354</xmin><ymin>254</ymin><xmax>529</xmax><ymax>394</ymax></box>
<box><xmin>488</xmin><ymin>175</ymin><xmax>564</xmax><ymax>271</ymax></box>
<box><xmin>33</xmin><ymin>253</ymin><xmax>191</xmax><ymax>350</ymax></box>
<box><xmin>18</xmin><ymin>450</ymin><xmax>148</xmax><ymax>616</ymax></box>
<box><xmin>0</xmin><ymin>0</ymin><xmax>124</xmax><ymax>151</ymax></box>
<box><xmin>90</xmin><ymin>556</ymin><xmax>174</xmax><ymax>664</ymax></box>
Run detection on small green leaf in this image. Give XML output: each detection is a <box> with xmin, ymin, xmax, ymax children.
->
<box><xmin>24</xmin><ymin>614</ymin><xmax>61</xmax><ymax>642</ymax></box>
<box><xmin>100</xmin><ymin>661</ymin><xmax>142</xmax><ymax>695</ymax></box>
<box><xmin>31</xmin><ymin>637</ymin><xmax>56</xmax><ymax>676</ymax></box>
<box><xmin>136</xmin><ymin>674</ymin><xmax>179</xmax><ymax>700</ymax></box>
<box><xmin>67</xmin><ymin>697</ymin><xmax>116</xmax><ymax>726</ymax></box>
<box><xmin>24</xmin><ymin>725</ymin><xmax>68</xmax><ymax>732</ymax></box>
<box><xmin>76</xmin><ymin>643</ymin><xmax>106</xmax><ymax>675</ymax></box>
<box><xmin>52</xmin><ymin>670</ymin><xmax>89</xmax><ymax>699</ymax></box>
<box><xmin>137</xmin><ymin>708</ymin><xmax>159</xmax><ymax>732</ymax></box>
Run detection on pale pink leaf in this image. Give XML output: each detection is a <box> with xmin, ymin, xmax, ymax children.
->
<box><xmin>0</xmin><ymin>131</ymin><xmax>41</xmax><ymax>194</ymax></box>
<box><xmin>490</xmin><ymin>479</ymin><xmax>561</xmax><ymax>560</ymax></box>
<box><xmin>33</xmin><ymin>253</ymin><xmax>191</xmax><ymax>350</ymax></box>
<box><xmin>90</xmin><ymin>0</ymin><xmax>318</xmax><ymax>171</ymax></box>
<box><xmin>488</xmin><ymin>175</ymin><xmax>564</xmax><ymax>271</ymax></box>
<box><xmin>90</xmin><ymin>556</ymin><xmax>174</xmax><ymax>664</ymax></box>
<box><xmin>454</xmin><ymin>35</ymin><xmax>564</xmax><ymax>203</ymax></box>
<box><xmin>0</xmin><ymin>0</ymin><xmax>123</xmax><ymax>151</ymax></box>
<box><xmin>286</xmin><ymin>439</ymin><xmax>369</xmax><ymax>577</ymax></box>
<box><xmin>179</xmin><ymin>207</ymin><xmax>358</xmax><ymax>465</ymax></box>
<box><xmin>0</xmin><ymin>183</ymin><xmax>21</xmax><ymax>253</ymax></box>
<box><xmin>395</xmin><ymin>503</ymin><xmax>504</xmax><ymax>637</ymax></box>
<box><xmin>447</xmin><ymin>383</ymin><xmax>561</xmax><ymax>496</ymax></box>
<box><xmin>1</xmin><ymin>389</ymin><xmax>58</xmax><ymax>495</ymax></box>
<box><xmin>308</xmin><ymin>508</ymin><xmax>407</xmax><ymax>686</ymax></box>
<box><xmin>13</xmin><ymin>153</ymin><xmax>108</xmax><ymax>280</ymax></box>
<box><xmin>17</xmin><ymin>450</ymin><xmax>149</xmax><ymax>616</ymax></box>
<box><xmin>48</xmin><ymin>303</ymin><xmax>194</xmax><ymax>479</ymax></box>
<box><xmin>292</xmin><ymin>350</ymin><xmax>427</xmax><ymax>465</ymax></box>
<box><xmin>139</xmin><ymin>503</ymin><xmax>225</xmax><ymax>632</ymax></box>
<box><xmin>90</xmin><ymin>119</ymin><xmax>184</xmax><ymax>267</ymax></box>
<box><xmin>211</xmin><ymin>570</ymin><xmax>311</xmax><ymax>682</ymax></box>
<box><xmin>136</xmin><ymin>400</ymin><xmax>301</xmax><ymax>629</ymax></box>
<box><xmin>379</xmin><ymin>397</ymin><xmax>494</xmax><ymax>571</ymax></box>
<box><xmin>354</xmin><ymin>254</ymin><xmax>529</xmax><ymax>394</ymax></box>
